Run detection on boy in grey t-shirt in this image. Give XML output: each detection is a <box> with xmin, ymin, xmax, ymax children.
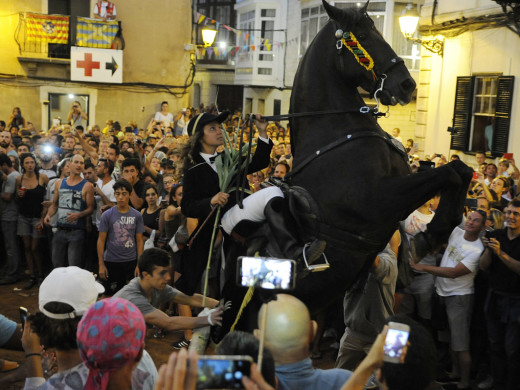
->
<box><xmin>98</xmin><ymin>180</ymin><xmax>144</xmax><ymax>294</ymax></box>
<box><xmin>115</xmin><ymin>248</ymin><xmax>224</xmax><ymax>334</ymax></box>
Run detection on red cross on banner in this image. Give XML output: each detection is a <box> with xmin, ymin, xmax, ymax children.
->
<box><xmin>76</xmin><ymin>53</ymin><xmax>100</xmax><ymax>76</ymax></box>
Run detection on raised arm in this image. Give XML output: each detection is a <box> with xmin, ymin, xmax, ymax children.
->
<box><xmin>486</xmin><ymin>236</ymin><xmax>520</xmax><ymax>276</ymax></box>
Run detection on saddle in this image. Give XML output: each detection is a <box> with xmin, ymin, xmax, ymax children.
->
<box><xmin>230</xmin><ymin>178</ymin><xmax>325</xmax><ymax>272</ymax></box>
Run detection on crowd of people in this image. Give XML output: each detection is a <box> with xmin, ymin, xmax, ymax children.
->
<box><xmin>0</xmin><ymin>102</ymin><xmax>519</xmax><ymax>390</ymax></box>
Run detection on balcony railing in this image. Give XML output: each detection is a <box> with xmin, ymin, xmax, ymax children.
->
<box><xmin>15</xmin><ymin>12</ymin><xmax>123</xmax><ymax>59</ymax></box>
<box><xmin>195</xmin><ymin>45</ymin><xmax>237</xmax><ymax>66</ymax></box>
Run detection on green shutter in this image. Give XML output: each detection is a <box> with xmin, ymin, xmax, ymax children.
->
<box><xmin>450</xmin><ymin>76</ymin><xmax>475</xmax><ymax>151</ymax></box>
<box><xmin>492</xmin><ymin>76</ymin><xmax>515</xmax><ymax>156</ymax></box>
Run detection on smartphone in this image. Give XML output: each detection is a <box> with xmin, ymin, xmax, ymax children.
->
<box><xmin>418</xmin><ymin>160</ymin><xmax>435</xmax><ymax>170</ymax></box>
<box><xmin>19</xmin><ymin>307</ymin><xmax>28</xmax><ymax>331</ymax></box>
<box><xmin>197</xmin><ymin>355</ymin><xmax>252</xmax><ymax>389</ymax></box>
<box><xmin>237</xmin><ymin>257</ymin><xmax>296</xmax><ymax>290</ymax></box>
<box><xmin>464</xmin><ymin>198</ymin><xmax>478</xmax><ymax>209</ymax></box>
<box><xmin>504</xmin><ymin>153</ymin><xmax>513</xmax><ymax>160</ymax></box>
<box><xmin>472</xmin><ymin>171</ymin><xmax>480</xmax><ymax>180</ymax></box>
<box><xmin>383</xmin><ymin>322</ymin><xmax>411</xmax><ymax>363</ymax></box>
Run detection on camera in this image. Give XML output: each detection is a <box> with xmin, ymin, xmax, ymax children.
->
<box><xmin>197</xmin><ymin>356</ymin><xmax>252</xmax><ymax>390</ymax></box>
<box><xmin>237</xmin><ymin>257</ymin><xmax>296</xmax><ymax>290</ymax></box>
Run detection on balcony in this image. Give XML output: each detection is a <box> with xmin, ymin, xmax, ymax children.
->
<box><xmin>15</xmin><ymin>12</ymin><xmax>123</xmax><ymax>64</ymax></box>
<box><xmin>195</xmin><ymin>45</ymin><xmax>237</xmax><ymax>68</ymax></box>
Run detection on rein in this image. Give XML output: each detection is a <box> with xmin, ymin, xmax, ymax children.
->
<box><xmin>285</xmin><ymin>130</ymin><xmax>407</xmax><ymax>180</ymax></box>
<box><xmin>252</xmin><ymin>106</ymin><xmax>384</xmax><ymax>123</ymax></box>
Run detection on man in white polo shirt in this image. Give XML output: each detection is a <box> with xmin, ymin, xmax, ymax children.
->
<box><xmin>411</xmin><ymin>210</ymin><xmax>486</xmax><ymax>390</ymax></box>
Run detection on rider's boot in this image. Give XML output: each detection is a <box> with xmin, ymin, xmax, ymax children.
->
<box><xmin>264</xmin><ymin>197</ymin><xmax>326</xmax><ymax>266</ymax></box>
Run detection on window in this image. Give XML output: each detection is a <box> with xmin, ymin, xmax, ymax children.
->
<box><xmin>393</xmin><ymin>3</ymin><xmax>420</xmax><ymax>71</ymax></box>
<box><xmin>195</xmin><ymin>0</ymin><xmax>236</xmax><ymax>49</ymax></box>
<box><xmin>450</xmin><ymin>75</ymin><xmax>515</xmax><ymax>157</ymax></box>
<box><xmin>257</xmin><ymin>67</ymin><xmax>272</xmax><ymax>75</ymax></box>
<box><xmin>47</xmin><ymin>0</ymin><xmax>90</xmax><ymax>58</ymax></box>
<box><xmin>259</xmin><ymin>54</ymin><xmax>273</xmax><ymax>61</ymax></box>
<box><xmin>300</xmin><ymin>1</ymin><xmax>386</xmax><ymax>56</ymax></box>
<box><xmin>238</xmin><ymin>10</ymin><xmax>255</xmax><ymax>48</ymax></box>
<box><xmin>300</xmin><ymin>5</ymin><xmax>327</xmax><ymax>55</ymax></box>
<box><xmin>48</xmin><ymin>93</ymin><xmax>89</xmax><ymax>129</ymax></box>
<box><xmin>261</xmin><ymin>9</ymin><xmax>276</xmax><ymax>18</ymax></box>
<box><xmin>273</xmin><ymin>99</ymin><xmax>281</xmax><ymax>116</ymax></box>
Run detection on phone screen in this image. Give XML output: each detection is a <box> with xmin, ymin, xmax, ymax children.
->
<box><xmin>237</xmin><ymin>257</ymin><xmax>295</xmax><ymax>290</ymax></box>
<box><xmin>383</xmin><ymin>325</ymin><xmax>410</xmax><ymax>363</ymax></box>
<box><xmin>197</xmin><ymin>356</ymin><xmax>252</xmax><ymax>389</ymax></box>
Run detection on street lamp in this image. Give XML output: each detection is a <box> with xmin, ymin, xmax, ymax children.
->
<box><xmin>201</xmin><ymin>25</ymin><xmax>217</xmax><ymax>47</ymax></box>
<box><xmin>399</xmin><ymin>4</ymin><xmax>444</xmax><ymax>56</ymax></box>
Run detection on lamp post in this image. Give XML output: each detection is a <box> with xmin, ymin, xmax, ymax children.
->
<box><xmin>399</xmin><ymin>4</ymin><xmax>444</xmax><ymax>57</ymax></box>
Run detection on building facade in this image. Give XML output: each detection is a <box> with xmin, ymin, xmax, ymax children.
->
<box><xmin>415</xmin><ymin>0</ymin><xmax>519</xmax><ymax>164</ymax></box>
<box><xmin>0</xmin><ymin>0</ymin><xmax>192</xmax><ymax>130</ymax></box>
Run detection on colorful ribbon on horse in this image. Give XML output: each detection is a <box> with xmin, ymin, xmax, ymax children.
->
<box><xmin>341</xmin><ymin>32</ymin><xmax>374</xmax><ymax>72</ymax></box>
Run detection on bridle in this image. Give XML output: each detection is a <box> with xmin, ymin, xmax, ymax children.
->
<box><xmin>334</xmin><ymin>19</ymin><xmax>405</xmax><ymax>114</ymax></box>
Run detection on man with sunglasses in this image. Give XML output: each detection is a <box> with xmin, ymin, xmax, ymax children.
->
<box><xmin>480</xmin><ymin>199</ymin><xmax>520</xmax><ymax>390</ymax></box>
<box><xmin>411</xmin><ymin>210</ymin><xmax>486</xmax><ymax>390</ymax></box>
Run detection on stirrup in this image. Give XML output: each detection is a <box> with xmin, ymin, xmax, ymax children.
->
<box><xmin>302</xmin><ymin>243</ymin><xmax>330</xmax><ymax>272</ymax></box>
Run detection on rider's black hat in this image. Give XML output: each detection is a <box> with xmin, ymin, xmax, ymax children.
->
<box><xmin>187</xmin><ymin>111</ymin><xmax>229</xmax><ymax>136</ymax></box>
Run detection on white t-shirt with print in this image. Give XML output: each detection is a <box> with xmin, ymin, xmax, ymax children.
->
<box><xmin>435</xmin><ymin>227</ymin><xmax>484</xmax><ymax>296</ymax></box>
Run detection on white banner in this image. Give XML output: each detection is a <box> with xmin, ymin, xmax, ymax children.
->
<box><xmin>71</xmin><ymin>46</ymin><xmax>123</xmax><ymax>84</ymax></box>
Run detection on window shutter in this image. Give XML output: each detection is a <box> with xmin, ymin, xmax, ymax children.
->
<box><xmin>450</xmin><ymin>76</ymin><xmax>475</xmax><ymax>151</ymax></box>
<box><xmin>492</xmin><ymin>76</ymin><xmax>515</xmax><ymax>156</ymax></box>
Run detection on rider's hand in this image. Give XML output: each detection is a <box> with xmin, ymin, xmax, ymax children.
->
<box><xmin>253</xmin><ymin>114</ymin><xmax>268</xmax><ymax>138</ymax></box>
<box><xmin>210</xmin><ymin>192</ymin><xmax>229</xmax><ymax>208</ymax></box>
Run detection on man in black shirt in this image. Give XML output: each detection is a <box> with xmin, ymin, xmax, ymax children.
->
<box><xmin>480</xmin><ymin>198</ymin><xmax>520</xmax><ymax>390</ymax></box>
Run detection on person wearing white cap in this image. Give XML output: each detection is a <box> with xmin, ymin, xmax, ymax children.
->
<box><xmin>21</xmin><ymin>266</ymin><xmax>157</xmax><ymax>390</ymax></box>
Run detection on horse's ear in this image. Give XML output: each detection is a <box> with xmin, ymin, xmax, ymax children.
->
<box><xmin>361</xmin><ymin>0</ymin><xmax>370</xmax><ymax>13</ymax></box>
<box><xmin>322</xmin><ymin>0</ymin><xmax>343</xmax><ymax>22</ymax></box>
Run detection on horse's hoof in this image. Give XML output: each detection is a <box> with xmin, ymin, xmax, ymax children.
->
<box><xmin>409</xmin><ymin>232</ymin><xmax>432</xmax><ymax>260</ymax></box>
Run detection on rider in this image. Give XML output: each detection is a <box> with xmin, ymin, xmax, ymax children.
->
<box><xmin>177</xmin><ymin>111</ymin><xmax>325</xmax><ymax>295</ymax></box>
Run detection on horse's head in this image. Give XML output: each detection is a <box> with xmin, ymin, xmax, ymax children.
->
<box><xmin>322</xmin><ymin>0</ymin><xmax>416</xmax><ymax>106</ymax></box>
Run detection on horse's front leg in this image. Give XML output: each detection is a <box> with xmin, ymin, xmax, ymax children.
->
<box><xmin>376</xmin><ymin>160</ymin><xmax>473</xmax><ymax>253</ymax></box>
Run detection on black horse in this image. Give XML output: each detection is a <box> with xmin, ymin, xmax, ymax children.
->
<box><xmin>216</xmin><ymin>0</ymin><xmax>472</xmax><ymax>333</ymax></box>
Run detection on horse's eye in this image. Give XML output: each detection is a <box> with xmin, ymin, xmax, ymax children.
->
<box><xmin>358</xmin><ymin>33</ymin><xmax>367</xmax><ymax>40</ymax></box>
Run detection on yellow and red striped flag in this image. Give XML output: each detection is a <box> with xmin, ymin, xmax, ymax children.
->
<box><xmin>26</xmin><ymin>13</ymin><xmax>69</xmax><ymax>44</ymax></box>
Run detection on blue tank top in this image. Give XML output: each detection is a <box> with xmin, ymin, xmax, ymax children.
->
<box><xmin>57</xmin><ymin>178</ymin><xmax>87</xmax><ymax>229</ymax></box>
